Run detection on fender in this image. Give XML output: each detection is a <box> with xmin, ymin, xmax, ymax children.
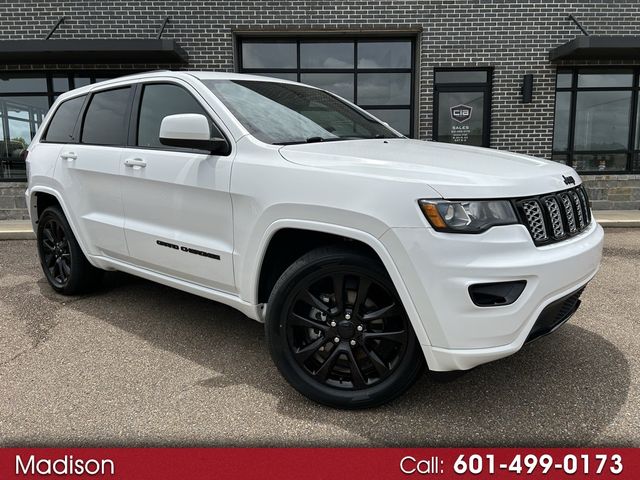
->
<box><xmin>250</xmin><ymin>219</ymin><xmax>433</xmax><ymax>348</ymax></box>
<box><xmin>26</xmin><ymin>186</ymin><xmax>100</xmax><ymax>268</ymax></box>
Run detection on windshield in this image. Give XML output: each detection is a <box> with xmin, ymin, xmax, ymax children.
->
<box><xmin>202</xmin><ymin>79</ymin><xmax>401</xmax><ymax>145</ymax></box>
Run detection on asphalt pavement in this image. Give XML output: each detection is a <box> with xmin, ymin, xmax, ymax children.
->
<box><xmin>0</xmin><ymin>230</ymin><xmax>638</xmax><ymax>446</ymax></box>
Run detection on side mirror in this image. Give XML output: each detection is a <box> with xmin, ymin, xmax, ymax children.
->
<box><xmin>159</xmin><ymin>113</ymin><xmax>229</xmax><ymax>154</ymax></box>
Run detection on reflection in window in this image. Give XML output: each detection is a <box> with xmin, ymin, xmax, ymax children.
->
<box><xmin>300</xmin><ymin>73</ymin><xmax>354</xmax><ymax>101</ymax></box>
<box><xmin>357</xmin><ymin>42</ymin><xmax>411</xmax><ymax>68</ymax></box>
<box><xmin>242</xmin><ymin>42</ymin><xmax>297</xmax><ymax>69</ymax></box>
<box><xmin>366</xmin><ymin>109</ymin><xmax>410</xmax><ymax>136</ymax></box>
<box><xmin>0</xmin><ymin>76</ymin><xmax>48</xmax><ymax>93</ymax></box>
<box><xmin>0</xmin><ymin>96</ymin><xmax>48</xmax><ymax>157</ymax></box>
<box><xmin>574</xmin><ymin>91</ymin><xmax>631</xmax><ymax>151</ymax></box>
<box><xmin>577</xmin><ymin>70</ymin><xmax>633</xmax><ymax>88</ymax></box>
<box><xmin>357</xmin><ymin>73</ymin><xmax>411</xmax><ymax>106</ymax></box>
<box><xmin>435</xmin><ymin>71</ymin><xmax>487</xmax><ymax>84</ymax></box>
<box><xmin>300</xmin><ymin>43</ymin><xmax>354</xmax><ymax>68</ymax></box>
<box><xmin>552</xmin><ymin>92</ymin><xmax>571</xmax><ymax>151</ymax></box>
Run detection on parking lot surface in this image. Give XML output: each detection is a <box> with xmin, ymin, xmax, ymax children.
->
<box><xmin>0</xmin><ymin>230</ymin><xmax>638</xmax><ymax>446</ymax></box>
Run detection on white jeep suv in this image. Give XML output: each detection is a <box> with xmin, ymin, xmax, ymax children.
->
<box><xmin>25</xmin><ymin>71</ymin><xmax>603</xmax><ymax>408</ymax></box>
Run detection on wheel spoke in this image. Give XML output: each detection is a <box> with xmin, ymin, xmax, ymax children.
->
<box><xmin>362</xmin><ymin>302</ymin><xmax>400</xmax><ymax>321</ymax></box>
<box><xmin>43</xmin><ymin>227</ymin><xmax>55</xmax><ymax>244</ymax></box>
<box><xmin>363</xmin><ymin>329</ymin><xmax>407</xmax><ymax>344</ymax></box>
<box><xmin>42</xmin><ymin>239</ymin><xmax>55</xmax><ymax>252</ymax></box>
<box><xmin>314</xmin><ymin>345</ymin><xmax>343</xmax><ymax>381</ymax></box>
<box><xmin>353</xmin><ymin>277</ymin><xmax>371</xmax><ymax>314</ymax></box>
<box><xmin>346</xmin><ymin>348</ymin><xmax>367</xmax><ymax>388</ymax></box>
<box><xmin>294</xmin><ymin>336</ymin><xmax>327</xmax><ymax>362</ymax></box>
<box><xmin>361</xmin><ymin>345</ymin><xmax>390</xmax><ymax>377</ymax></box>
<box><xmin>60</xmin><ymin>258</ymin><xmax>71</xmax><ymax>277</ymax></box>
<box><xmin>331</xmin><ymin>273</ymin><xmax>345</xmax><ymax>312</ymax></box>
<box><xmin>300</xmin><ymin>290</ymin><xmax>330</xmax><ymax>314</ymax></box>
<box><xmin>288</xmin><ymin>312</ymin><xmax>329</xmax><ymax>332</ymax></box>
<box><xmin>44</xmin><ymin>253</ymin><xmax>55</xmax><ymax>267</ymax></box>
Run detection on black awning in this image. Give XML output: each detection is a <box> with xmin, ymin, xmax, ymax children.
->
<box><xmin>0</xmin><ymin>39</ymin><xmax>188</xmax><ymax>64</ymax></box>
<box><xmin>550</xmin><ymin>35</ymin><xmax>640</xmax><ymax>62</ymax></box>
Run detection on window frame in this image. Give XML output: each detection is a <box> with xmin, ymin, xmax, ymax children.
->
<box><xmin>236</xmin><ymin>36</ymin><xmax>417</xmax><ymax>138</ymax></box>
<box><xmin>127</xmin><ymin>80</ymin><xmax>231</xmax><ymax>156</ymax></box>
<box><xmin>552</xmin><ymin>67</ymin><xmax>640</xmax><ymax>174</ymax></box>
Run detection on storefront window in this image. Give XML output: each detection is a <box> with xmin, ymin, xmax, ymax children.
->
<box><xmin>0</xmin><ymin>72</ymin><xmax>129</xmax><ymax>181</ymax></box>
<box><xmin>552</xmin><ymin>68</ymin><xmax>639</xmax><ymax>173</ymax></box>
<box><xmin>238</xmin><ymin>37</ymin><xmax>415</xmax><ymax>137</ymax></box>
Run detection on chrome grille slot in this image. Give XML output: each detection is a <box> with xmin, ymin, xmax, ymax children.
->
<box><xmin>542</xmin><ymin>196</ymin><xmax>564</xmax><ymax>239</ymax></box>
<box><xmin>569</xmin><ymin>190</ymin><xmax>585</xmax><ymax>229</ymax></box>
<box><xmin>521</xmin><ymin>200</ymin><xmax>548</xmax><ymax>242</ymax></box>
<box><xmin>517</xmin><ymin>185</ymin><xmax>591</xmax><ymax>246</ymax></box>
<box><xmin>559</xmin><ymin>192</ymin><xmax>577</xmax><ymax>234</ymax></box>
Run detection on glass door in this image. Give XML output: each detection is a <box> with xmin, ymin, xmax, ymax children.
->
<box><xmin>433</xmin><ymin>69</ymin><xmax>491</xmax><ymax>147</ymax></box>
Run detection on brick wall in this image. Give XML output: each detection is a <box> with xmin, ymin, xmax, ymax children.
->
<box><xmin>1</xmin><ymin>0</ymin><xmax>639</xmax><ymax>214</ymax></box>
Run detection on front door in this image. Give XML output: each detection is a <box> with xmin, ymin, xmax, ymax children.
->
<box><xmin>120</xmin><ymin>82</ymin><xmax>235</xmax><ymax>293</ymax></box>
<box><xmin>433</xmin><ymin>70</ymin><xmax>491</xmax><ymax>147</ymax></box>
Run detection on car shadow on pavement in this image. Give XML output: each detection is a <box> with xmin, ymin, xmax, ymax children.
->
<box><xmin>37</xmin><ymin>270</ymin><xmax>632</xmax><ymax>447</ymax></box>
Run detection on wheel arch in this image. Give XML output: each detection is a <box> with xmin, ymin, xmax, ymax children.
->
<box><xmin>28</xmin><ymin>187</ymin><xmax>93</xmax><ymax>261</ymax></box>
<box><xmin>251</xmin><ymin>220</ymin><xmax>432</xmax><ymax>347</ymax></box>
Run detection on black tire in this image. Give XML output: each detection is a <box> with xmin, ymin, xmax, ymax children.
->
<box><xmin>36</xmin><ymin>206</ymin><xmax>103</xmax><ymax>295</ymax></box>
<box><xmin>266</xmin><ymin>246</ymin><xmax>424</xmax><ymax>409</ymax></box>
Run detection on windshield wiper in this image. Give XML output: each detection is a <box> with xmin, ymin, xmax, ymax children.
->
<box><xmin>273</xmin><ymin>136</ymin><xmax>334</xmax><ymax>146</ymax></box>
<box><xmin>273</xmin><ymin>134</ymin><xmax>396</xmax><ymax>146</ymax></box>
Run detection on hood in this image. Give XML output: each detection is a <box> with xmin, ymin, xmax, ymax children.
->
<box><xmin>278</xmin><ymin>138</ymin><xmax>579</xmax><ymax>198</ymax></box>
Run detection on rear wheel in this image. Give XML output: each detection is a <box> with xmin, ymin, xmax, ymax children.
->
<box><xmin>37</xmin><ymin>206</ymin><xmax>103</xmax><ymax>294</ymax></box>
<box><xmin>266</xmin><ymin>246</ymin><xmax>424</xmax><ymax>409</ymax></box>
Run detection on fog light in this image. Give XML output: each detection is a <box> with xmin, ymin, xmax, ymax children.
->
<box><xmin>468</xmin><ymin>280</ymin><xmax>527</xmax><ymax>307</ymax></box>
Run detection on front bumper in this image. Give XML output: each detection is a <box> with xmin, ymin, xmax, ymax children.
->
<box><xmin>380</xmin><ymin>220</ymin><xmax>604</xmax><ymax>371</ymax></box>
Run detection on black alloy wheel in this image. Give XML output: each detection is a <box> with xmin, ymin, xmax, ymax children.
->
<box><xmin>37</xmin><ymin>206</ymin><xmax>103</xmax><ymax>295</ymax></box>
<box><xmin>266</xmin><ymin>247</ymin><xmax>424</xmax><ymax>409</ymax></box>
<box><xmin>40</xmin><ymin>217</ymin><xmax>72</xmax><ymax>288</ymax></box>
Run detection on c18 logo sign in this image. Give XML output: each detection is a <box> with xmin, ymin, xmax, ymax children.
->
<box><xmin>450</xmin><ymin>104</ymin><xmax>472</xmax><ymax>123</ymax></box>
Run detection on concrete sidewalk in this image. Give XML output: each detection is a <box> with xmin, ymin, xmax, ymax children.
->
<box><xmin>0</xmin><ymin>210</ymin><xmax>638</xmax><ymax>240</ymax></box>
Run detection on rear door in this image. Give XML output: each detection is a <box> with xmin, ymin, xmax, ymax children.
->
<box><xmin>54</xmin><ymin>86</ymin><xmax>133</xmax><ymax>258</ymax></box>
<box><xmin>120</xmin><ymin>81</ymin><xmax>235</xmax><ymax>292</ymax></box>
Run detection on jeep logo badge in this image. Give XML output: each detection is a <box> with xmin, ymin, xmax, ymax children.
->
<box><xmin>563</xmin><ymin>175</ymin><xmax>576</xmax><ymax>185</ymax></box>
<box><xmin>450</xmin><ymin>104</ymin><xmax>472</xmax><ymax>123</ymax></box>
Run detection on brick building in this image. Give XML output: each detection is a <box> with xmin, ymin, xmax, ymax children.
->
<box><xmin>1</xmin><ymin>0</ymin><xmax>639</xmax><ymax>219</ymax></box>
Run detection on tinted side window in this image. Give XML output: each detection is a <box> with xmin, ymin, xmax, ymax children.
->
<box><xmin>137</xmin><ymin>83</ymin><xmax>221</xmax><ymax>148</ymax></box>
<box><xmin>44</xmin><ymin>95</ymin><xmax>85</xmax><ymax>143</ymax></box>
<box><xmin>81</xmin><ymin>87</ymin><xmax>131</xmax><ymax>145</ymax></box>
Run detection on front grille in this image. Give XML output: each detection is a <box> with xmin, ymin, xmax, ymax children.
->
<box><xmin>516</xmin><ymin>185</ymin><xmax>591</xmax><ymax>246</ymax></box>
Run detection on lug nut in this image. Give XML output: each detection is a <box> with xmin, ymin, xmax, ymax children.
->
<box><xmin>334</xmin><ymin>337</ymin><xmax>340</xmax><ymax>343</ymax></box>
<box><xmin>330</xmin><ymin>321</ymin><xmax>337</xmax><ymax>327</ymax></box>
<box><xmin>344</xmin><ymin>313</ymin><xmax>351</xmax><ymax>320</ymax></box>
<box><xmin>350</xmin><ymin>339</ymin><xmax>356</xmax><ymax>346</ymax></box>
<box><xmin>356</xmin><ymin>325</ymin><xmax>363</xmax><ymax>332</ymax></box>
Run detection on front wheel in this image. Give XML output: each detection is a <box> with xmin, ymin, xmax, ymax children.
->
<box><xmin>266</xmin><ymin>246</ymin><xmax>424</xmax><ymax>409</ymax></box>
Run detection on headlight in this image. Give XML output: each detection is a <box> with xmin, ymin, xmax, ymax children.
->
<box><xmin>418</xmin><ymin>199</ymin><xmax>518</xmax><ymax>233</ymax></box>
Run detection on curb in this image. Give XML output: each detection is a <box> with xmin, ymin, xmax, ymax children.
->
<box><xmin>0</xmin><ymin>230</ymin><xmax>36</xmax><ymax>240</ymax></box>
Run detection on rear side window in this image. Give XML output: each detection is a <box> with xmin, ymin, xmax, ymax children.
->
<box><xmin>44</xmin><ymin>95</ymin><xmax>85</xmax><ymax>143</ymax></box>
<box><xmin>81</xmin><ymin>87</ymin><xmax>131</xmax><ymax>146</ymax></box>
<box><xmin>137</xmin><ymin>83</ymin><xmax>222</xmax><ymax>148</ymax></box>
